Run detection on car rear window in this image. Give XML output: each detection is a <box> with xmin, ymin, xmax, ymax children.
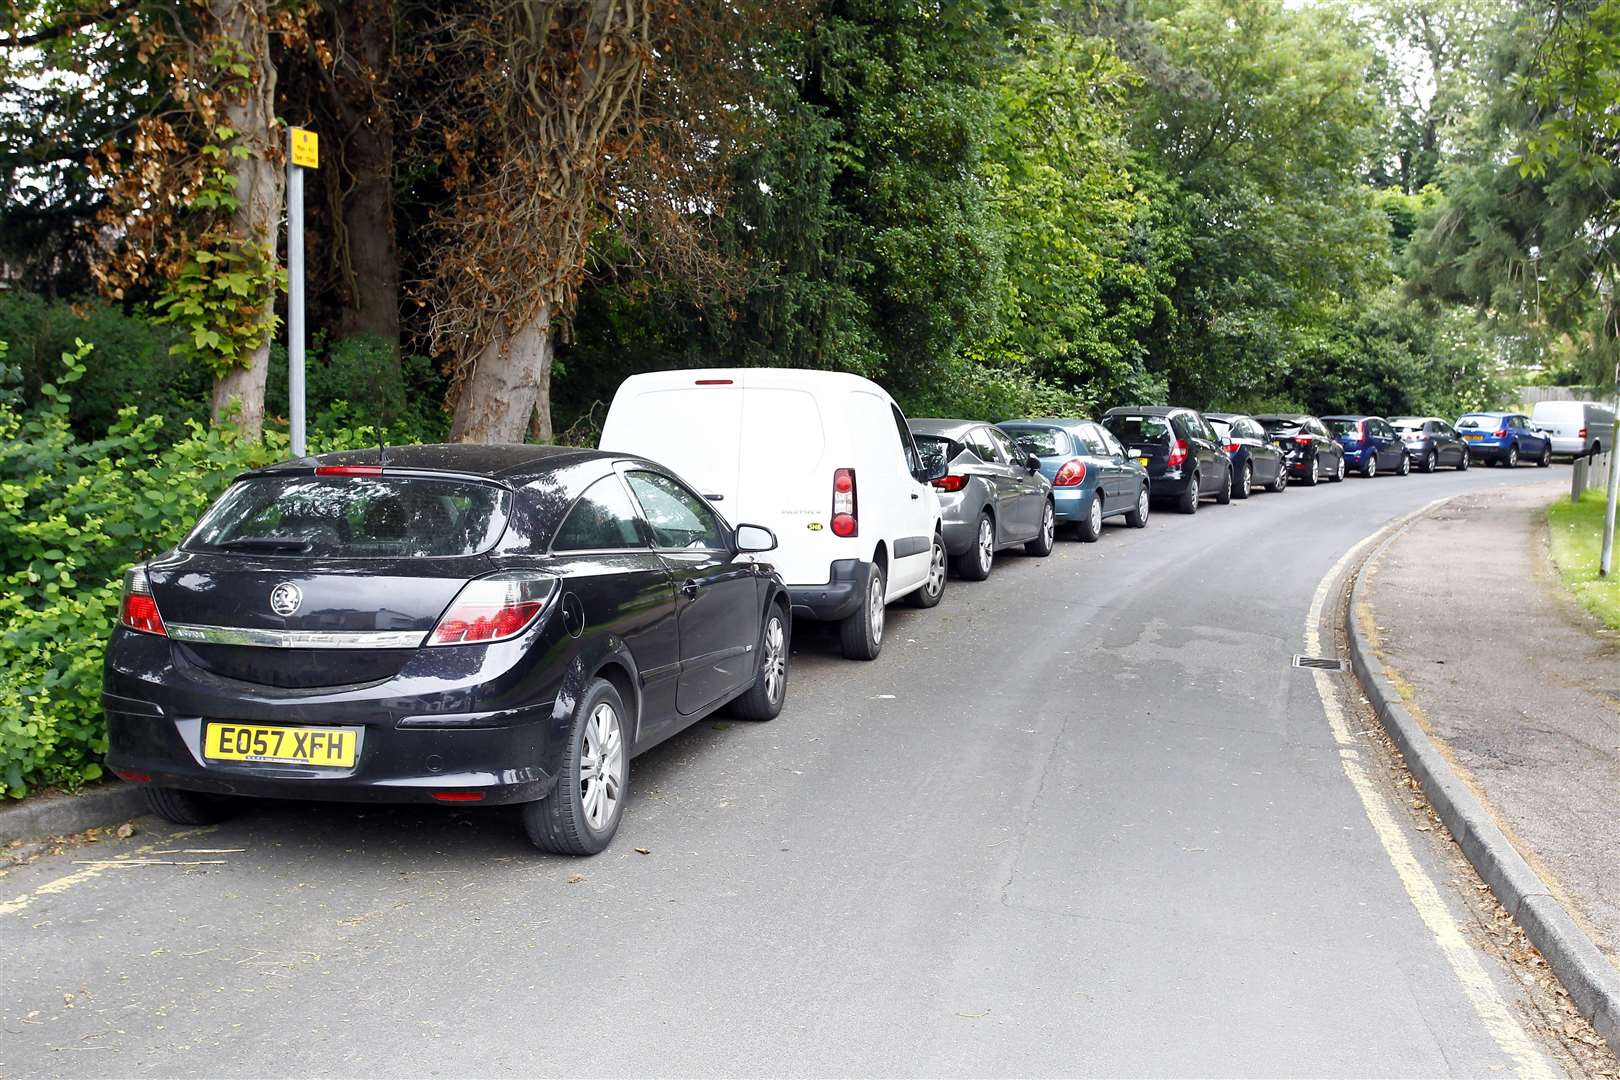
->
<box><xmin>187</xmin><ymin>475</ymin><xmax>509</xmax><ymax>558</ymax></box>
<box><xmin>1002</xmin><ymin>427</ymin><xmax>1071</xmax><ymax>457</ymax></box>
<box><xmin>914</xmin><ymin>435</ymin><xmax>961</xmax><ymax>471</ymax></box>
<box><xmin>1392</xmin><ymin>419</ymin><xmax>1423</xmax><ymax>431</ymax></box>
<box><xmin>1326</xmin><ymin>419</ymin><xmax>1363</xmax><ymax>436</ymax></box>
<box><xmin>1103</xmin><ymin>415</ymin><xmax>1170</xmax><ymax>443</ymax></box>
<box><xmin>1258</xmin><ymin>418</ymin><xmax>1301</xmax><ymax>434</ymax></box>
<box><xmin>1209</xmin><ymin>418</ymin><xmax>1232</xmax><ymax>440</ymax></box>
<box><xmin>1457</xmin><ymin>414</ymin><xmax>1501</xmax><ymax>430</ymax></box>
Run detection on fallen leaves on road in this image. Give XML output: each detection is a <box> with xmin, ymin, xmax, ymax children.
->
<box><xmin>634</xmin><ymin>848</ymin><xmax>651</xmax><ymax>855</ymax></box>
<box><xmin>567</xmin><ymin>873</ymin><xmax>587</xmax><ymax>884</ymax></box>
<box><xmin>115</xmin><ymin>823</ymin><xmax>136</xmax><ymax>839</ymax></box>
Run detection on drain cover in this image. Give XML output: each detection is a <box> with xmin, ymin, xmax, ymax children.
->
<box><xmin>1293</xmin><ymin>655</ymin><xmax>1350</xmax><ymax>672</ymax></box>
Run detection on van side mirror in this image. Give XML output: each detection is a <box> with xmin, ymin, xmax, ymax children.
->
<box><xmin>734</xmin><ymin>524</ymin><xmax>777</xmax><ymax>553</ymax></box>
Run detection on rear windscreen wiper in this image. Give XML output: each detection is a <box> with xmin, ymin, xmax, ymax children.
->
<box><xmin>215</xmin><ymin>538</ymin><xmax>313</xmax><ymax>554</ymax></box>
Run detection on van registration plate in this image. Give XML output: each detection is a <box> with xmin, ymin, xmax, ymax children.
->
<box><xmin>204</xmin><ymin>723</ymin><xmax>358</xmax><ymax>767</ymax></box>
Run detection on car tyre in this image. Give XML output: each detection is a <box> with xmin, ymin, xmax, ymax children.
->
<box><xmin>908</xmin><ymin>533</ymin><xmax>947</xmax><ymax>607</ymax></box>
<box><xmin>522</xmin><ymin>678</ymin><xmax>628</xmax><ymax>855</ymax></box>
<box><xmin>1125</xmin><ymin>485</ymin><xmax>1150</xmax><ymax>528</ymax></box>
<box><xmin>143</xmin><ymin>786</ymin><xmax>233</xmax><ymax>826</ymax></box>
<box><xmin>1422</xmin><ymin>449</ymin><xmax>1438</xmax><ymax>473</ymax></box>
<box><xmin>1537</xmin><ymin>444</ymin><xmax>1552</xmax><ymax>468</ymax></box>
<box><xmin>1361</xmin><ymin>454</ymin><xmax>1377</xmax><ymax>478</ymax></box>
<box><xmin>839</xmin><ymin>562</ymin><xmax>886</xmax><ymax>660</ymax></box>
<box><xmin>1026</xmin><ymin>501</ymin><xmax>1057</xmax><ymax>556</ymax></box>
<box><xmin>1505</xmin><ymin>444</ymin><xmax>1519</xmax><ymax>468</ymax></box>
<box><xmin>1178</xmin><ymin>473</ymin><xmax>1200</xmax><ymax>514</ymax></box>
<box><xmin>1269</xmin><ymin>464</ymin><xmax>1288</xmax><ymax>493</ymax></box>
<box><xmin>1396</xmin><ymin>451</ymin><xmax>1411</xmax><ymax>476</ymax></box>
<box><xmin>1457</xmin><ymin>449</ymin><xmax>1470</xmax><ymax>471</ymax></box>
<box><xmin>1332</xmin><ymin>455</ymin><xmax>1347</xmax><ymax>482</ymax></box>
<box><xmin>1234</xmin><ymin>462</ymin><xmax>1252</xmax><ymax>499</ymax></box>
<box><xmin>1302</xmin><ymin>455</ymin><xmax>1319</xmax><ymax>487</ymax></box>
<box><xmin>955</xmin><ymin>514</ymin><xmax>994</xmax><ymax>581</ymax></box>
<box><xmin>730</xmin><ymin>606</ymin><xmax>790</xmax><ymax>720</ymax></box>
<box><xmin>1214</xmin><ymin>465</ymin><xmax>1233</xmax><ymax>505</ymax></box>
<box><xmin>1076</xmin><ymin>493</ymin><xmax>1104</xmax><ymax>542</ymax></box>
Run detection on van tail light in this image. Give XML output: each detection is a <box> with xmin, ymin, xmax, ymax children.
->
<box><xmin>119</xmin><ymin>566</ymin><xmax>167</xmax><ymax>637</ymax></box>
<box><xmin>1052</xmin><ymin>459</ymin><xmax>1087</xmax><ymax>487</ymax></box>
<box><xmin>1578</xmin><ymin>427</ymin><xmax>1587</xmax><ymax>439</ymax></box>
<box><xmin>931</xmin><ymin>474</ymin><xmax>968</xmax><ymax>492</ymax></box>
<box><xmin>1167</xmin><ymin>440</ymin><xmax>1189</xmax><ymax>469</ymax></box>
<box><xmin>428</xmin><ymin>573</ymin><xmax>557</xmax><ymax>646</ymax></box>
<box><xmin>831</xmin><ymin>468</ymin><xmax>857</xmax><ymax>537</ymax></box>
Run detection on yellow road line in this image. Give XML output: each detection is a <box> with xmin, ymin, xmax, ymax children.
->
<box><xmin>1308</xmin><ymin>499</ymin><xmax>1555</xmax><ymax>1079</ymax></box>
<box><xmin>0</xmin><ymin>828</ymin><xmax>211</xmax><ymax>918</ymax></box>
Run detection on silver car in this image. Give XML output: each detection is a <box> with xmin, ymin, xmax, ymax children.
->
<box><xmin>908</xmin><ymin>419</ymin><xmax>1055</xmax><ymax>581</ymax></box>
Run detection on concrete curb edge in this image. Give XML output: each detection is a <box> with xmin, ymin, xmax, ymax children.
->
<box><xmin>0</xmin><ymin>783</ymin><xmax>146</xmax><ymax>846</ymax></box>
<box><xmin>1345</xmin><ymin>509</ymin><xmax>1620</xmax><ymax>1058</ymax></box>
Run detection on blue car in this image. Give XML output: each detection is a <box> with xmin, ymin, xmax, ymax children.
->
<box><xmin>998</xmin><ymin>419</ymin><xmax>1150</xmax><ymax>541</ymax></box>
<box><xmin>1456</xmin><ymin>412</ymin><xmax>1554</xmax><ymax>468</ymax></box>
<box><xmin>1322</xmin><ymin>415</ymin><xmax>1410</xmax><ymax>478</ymax></box>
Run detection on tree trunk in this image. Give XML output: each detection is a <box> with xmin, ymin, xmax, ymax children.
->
<box><xmin>450</xmin><ymin>304</ymin><xmax>553</xmax><ymax>443</ymax></box>
<box><xmin>207</xmin><ymin>0</ymin><xmax>281</xmax><ymax>440</ymax></box>
<box><xmin>332</xmin><ymin>0</ymin><xmax>399</xmax><ymax>349</ymax></box>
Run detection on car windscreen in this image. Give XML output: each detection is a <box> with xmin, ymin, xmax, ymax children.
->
<box><xmin>1103</xmin><ymin>415</ymin><xmax>1170</xmax><ymax>443</ymax></box>
<box><xmin>186</xmin><ymin>474</ymin><xmax>509</xmax><ymax>558</ymax></box>
<box><xmin>1325</xmin><ymin>419</ymin><xmax>1363</xmax><ymax>437</ymax></box>
<box><xmin>1001</xmin><ymin>427</ymin><xmax>1070</xmax><ymax>457</ymax></box>
<box><xmin>913</xmin><ymin>435</ymin><xmax>961</xmax><ymax>472</ymax></box>
<box><xmin>1457</xmin><ymin>414</ymin><xmax>1501</xmax><ymax>430</ymax></box>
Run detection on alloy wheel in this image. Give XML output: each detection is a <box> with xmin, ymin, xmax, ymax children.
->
<box><xmin>1336</xmin><ymin>457</ymin><xmax>1346</xmax><ymax>481</ymax></box>
<box><xmin>1240</xmin><ymin>463</ymin><xmax>1252</xmax><ymax>497</ymax></box>
<box><xmin>1088</xmin><ymin>496</ymin><xmax>1103</xmax><ymax>536</ymax></box>
<box><xmin>761</xmin><ymin>617</ymin><xmax>787</xmax><ymax>705</ymax></box>
<box><xmin>1507</xmin><ymin>446</ymin><xmax>1518</xmax><ymax>468</ymax></box>
<box><xmin>868</xmin><ymin>572</ymin><xmax>885</xmax><ymax>644</ymax></box>
<box><xmin>924</xmin><ymin>539</ymin><xmax>946</xmax><ymax>600</ymax></box>
<box><xmin>976</xmin><ymin>516</ymin><xmax>994</xmax><ymax>574</ymax></box>
<box><xmin>1427</xmin><ymin>450</ymin><xmax>1437</xmax><ymax>472</ymax></box>
<box><xmin>1137</xmin><ymin>488</ymin><xmax>1150</xmax><ymax>522</ymax></box>
<box><xmin>579</xmin><ymin>702</ymin><xmax>624</xmax><ymax>832</ymax></box>
<box><xmin>1043</xmin><ymin>502</ymin><xmax>1055</xmax><ymax>548</ymax></box>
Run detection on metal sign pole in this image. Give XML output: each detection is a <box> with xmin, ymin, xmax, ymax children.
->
<box><xmin>287</xmin><ymin>126</ymin><xmax>318</xmax><ymax>458</ymax></box>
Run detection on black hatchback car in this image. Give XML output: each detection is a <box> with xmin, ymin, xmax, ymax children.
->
<box><xmin>1101</xmin><ymin>406</ymin><xmax>1232</xmax><ymax>513</ymax></box>
<box><xmin>104</xmin><ymin>445</ymin><xmax>792</xmax><ymax>855</ymax></box>
<box><xmin>1254</xmin><ymin>414</ymin><xmax>1346</xmax><ymax>486</ymax></box>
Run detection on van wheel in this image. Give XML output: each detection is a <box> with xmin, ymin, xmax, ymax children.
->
<box><xmin>730</xmin><ymin>607</ymin><xmax>789</xmax><ymax>720</ymax></box>
<box><xmin>954</xmin><ymin>514</ymin><xmax>994</xmax><ymax>581</ymax></box>
<box><xmin>143</xmin><ymin>786</ymin><xmax>233</xmax><ymax>826</ymax></box>
<box><xmin>523</xmin><ymin>678</ymin><xmax>628</xmax><ymax>854</ymax></box>
<box><xmin>908</xmin><ymin>534</ymin><xmax>947</xmax><ymax>608</ymax></box>
<box><xmin>1076</xmin><ymin>493</ymin><xmax>1103</xmax><ymax>542</ymax></box>
<box><xmin>1125</xmin><ymin>485</ymin><xmax>1150</xmax><ymax>527</ymax></box>
<box><xmin>1178</xmin><ymin>474</ymin><xmax>1199</xmax><ymax>514</ymax></box>
<box><xmin>1025</xmin><ymin>501</ymin><xmax>1056</xmax><ymax>556</ymax></box>
<box><xmin>839</xmin><ymin>563</ymin><xmax>885</xmax><ymax>661</ymax></box>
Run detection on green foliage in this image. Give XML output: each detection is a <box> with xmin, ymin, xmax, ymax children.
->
<box><xmin>265</xmin><ymin>335</ymin><xmax>450</xmax><ymax>441</ymax></box>
<box><xmin>0</xmin><ymin>341</ymin><xmax>432</xmax><ymax>798</ymax></box>
<box><xmin>1547</xmin><ymin>490</ymin><xmax>1620</xmax><ymax>630</ymax></box>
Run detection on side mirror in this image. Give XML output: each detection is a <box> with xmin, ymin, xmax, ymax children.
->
<box><xmin>734</xmin><ymin>524</ymin><xmax>777</xmax><ymax>554</ymax></box>
<box><xmin>1025</xmin><ymin>454</ymin><xmax>1042</xmax><ymax>472</ymax></box>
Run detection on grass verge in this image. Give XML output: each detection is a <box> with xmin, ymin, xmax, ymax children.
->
<box><xmin>1546</xmin><ymin>490</ymin><xmax>1620</xmax><ymax>630</ymax></box>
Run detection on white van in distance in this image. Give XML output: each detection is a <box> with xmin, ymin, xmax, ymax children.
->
<box><xmin>1530</xmin><ymin>399</ymin><xmax>1616</xmax><ymax>458</ymax></box>
<box><xmin>600</xmin><ymin>369</ymin><xmax>948</xmax><ymax>660</ymax></box>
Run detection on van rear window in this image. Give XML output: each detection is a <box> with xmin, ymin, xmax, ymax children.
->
<box><xmin>187</xmin><ymin>475</ymin><xmax>508</xmax><ymax>558</ymax></box>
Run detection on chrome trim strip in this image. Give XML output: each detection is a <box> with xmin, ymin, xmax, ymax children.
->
<box><xmin>165</xmin><ymin>623</ymin><xmax>427</xmax><ymax>650</ymax></box>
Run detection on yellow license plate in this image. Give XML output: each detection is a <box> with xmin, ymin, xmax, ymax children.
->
<box><xmin>1137</xmin><ymin>456</ymin><xmax>1150</xmax><ymax>467</ymax></box>
<box><xmin>204</xmin><ymin>723</ymin><xmax>358</xmax><ymax>767</ymax></box>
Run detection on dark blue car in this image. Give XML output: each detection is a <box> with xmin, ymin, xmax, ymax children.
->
<box><xmin>1457</xmin><ymin>412</ymin><xmax>1553</xmax><ymax>468</ymax></box>
<box><xmin>1323</xmin><ymin>415</ymin><xmax>1410</xmax><ymax>478</ymax></box>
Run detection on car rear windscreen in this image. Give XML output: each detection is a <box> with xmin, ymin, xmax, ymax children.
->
<box><xmin>1104</xmin><ymin>416</ymin><xmax>1170</xmax><ymax>443</ymax></box>
<box><xmin>1392</xmin><ymin>419</ymin><xmax>1423</xmax><ymax>431</ymax></box>
<box><xmin>187</xmin><ymin>475</ymin><xmax>509</xmax><ymax>558</ymax></box>
<box><xmin>1002</xmin><ymin>427</ymin><xmax>1070</xmax><ymax>457</ymax></box>
<box><xmin>1326</xmin><ymin>419</ymin><xmax>1363</xmax><ymax>436</ymax></box>
<box><xmin>1258</xmin><ymin>418</ymin><xmax>1301</xmax><ymax>434</ymax></box>
<box><xmin>914</xmin><ymin>436</ymin><xmax>960</xmax><ymax>472</ymax></box>
<box><xmin>1457</xmin><ymin>414</ymin><xmax>1501</xmax><ymax>430</ymax></box>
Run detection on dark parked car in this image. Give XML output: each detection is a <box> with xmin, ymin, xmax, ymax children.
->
<box><xmin>1254</xmin><ymin>414</ymin><xmax>1346</xmax><ymax>485</ymax></box>
<box><xmin>104</xmin><ymin>445</ymin><xmax>792</xmax><ymax>855</ymax></box>
<box><xmin>1101</xmin><ymin>406</ymin><xmax>1233</xmax><ymax>514</ymax></box>
<box><xmin>1457</xmin><ymin>412</ymin><xmax>1554</xmax><ymax>468</ymax></box>
<box><xmin>1391</xmin><ymin>416</ymin><xmax>1470</xmax><ymax>472</ymax></box>
<box><xmin>999</xmin><ymin>419</ymin><xmax>1151</xmax><ymax>540</ymax></box>
<box><xmin>909</xmin><ymin>419</ymin><xmax>1054</xmax><ymax>580</ymax></box>
<box><xmin>1205</xmin><ymin>412</ymin><xmax>1287</xmax><ymax>497</ymax></box>
<box><xmin>1323</xmin><ymin>415</ymin><xmax>1411</xmax><ymax>477</ymax></box>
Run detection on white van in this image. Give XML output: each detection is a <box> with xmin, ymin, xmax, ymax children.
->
<box><xmin>1530</xmin><ymin>400</ymin><xmax>1616</xmax><ymax>458</ymax></box>
<box><xmin>600</xmin><ymin>369</ymin><xmax>947</xmax><ymax>660</ymax></box>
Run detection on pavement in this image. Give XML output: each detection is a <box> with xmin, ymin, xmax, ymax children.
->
<box><xmin>1359</xmin><ymin>480</ymin><xmax>1620</xmax><ymax>967</ymax></box>
<box><xmin>0</xmin><ymin>464</ymin><xmax>1611</xmax><ymax>1077</ymax></box>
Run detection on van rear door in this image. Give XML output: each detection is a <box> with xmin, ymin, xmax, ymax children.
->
<box><xmin>601</xmin><ymin>378</ymin><xmax>744</xmax><ymax>505</ymax></box>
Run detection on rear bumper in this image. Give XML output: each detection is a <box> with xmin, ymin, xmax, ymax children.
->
<box><xmin>788</xmin><ymin>559</ymin><xmax>868</xmax><ymax>622</ymax></box>
<box><xmin>1051</xmin><ymin>487</ymin><xmax>1088</xmax><ymax>522</ymax></box>
<box><xmin>1549</xmin><ymin>436</ymin><xmax>1589</xmax><ymax>456</ymax></box>
<box><xmin>1148</xmin><ymin>471</ymin><xmax>1194</xmax><ymax>499</ymax></box>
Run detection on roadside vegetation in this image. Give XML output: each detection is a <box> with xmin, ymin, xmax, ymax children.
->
<box><xmin>0</xmin><ymin>0</ymin><xmax>1616</xmax><ymax>796</ymax></box>
<box><xmin>1547</xmin><ymin>492</ymin><xmax>1620</xmax><ymax>630</ymax></box>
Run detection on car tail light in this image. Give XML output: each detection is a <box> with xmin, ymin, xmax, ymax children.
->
<box><xmin>1294</xmin><ymin>435</ymin><xmax>1313</xmax><ymax>446</ymax></box>
<box><xmin>428</xmin><ymin>572</ymin><xmax>557</xmax><ymax>646</ymax></box>
<box><xmin>119</xmin><ymin>566</ymin><xmax>167</xmax><ymax>636</ymax></box>
<box><xmin>1167</xmin><ymin>440</ymin><xmax>1189</xmax><ymax>469</ymax></box>
<box><xmin>315</xmin><ymin>464</ymin><xmax>383</xmax><ymax>476</ymax></box>
<box><xmin>831</xmin><ymin>468</ymin><xmax>857</xmax><ymax>537</ymax></box>
<box><xmin>1224</xmin><ymin>442</ymin><xmax>1241</xmax><ymax>454</ymax></box>
<box><xmin>1052</xmin><ymin>458</ymin><xmax>1087</xmax><ymax>487</ymax></box>
<box><xmin>932</xmin><ymin>474</ymin><xmax>968</xmax><ymax>492</ymax></box>
<box><xmin>1494</xmin><ymin>428</ymin><xmax>1507</xmax><ymax>438</ymax></box>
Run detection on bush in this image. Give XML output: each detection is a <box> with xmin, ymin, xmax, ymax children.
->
<box><xmin>0</xmin><ymin>340</ymin><xmax>429</xmax><ymax>797</ymax></box>
<box><xmin>265</xmin><ymin>334</ymin><xmax>449</xmax><ymax>441</ymax></box>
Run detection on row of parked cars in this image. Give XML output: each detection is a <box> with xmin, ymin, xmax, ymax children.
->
<box><xmin>101</xmin><ymin>367</ymin><xmax>1596</xmax><ymax>856</ymax></box>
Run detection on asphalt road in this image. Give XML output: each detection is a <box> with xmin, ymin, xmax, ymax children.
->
<box><xmin>0</xmin><ymin>463</ymin><xmax>1589</xmax><ymax>1077</ymax></box>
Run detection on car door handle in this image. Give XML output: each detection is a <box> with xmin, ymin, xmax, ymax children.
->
<box><xmin>681</xmin><ymin>579</ymin><xmax>702</xmax><ymax>598</ymax></box>
<box><xmin>911</xmin><ymin>492</ymin><xmax>920</xmax><ymax>499</ymax></box>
